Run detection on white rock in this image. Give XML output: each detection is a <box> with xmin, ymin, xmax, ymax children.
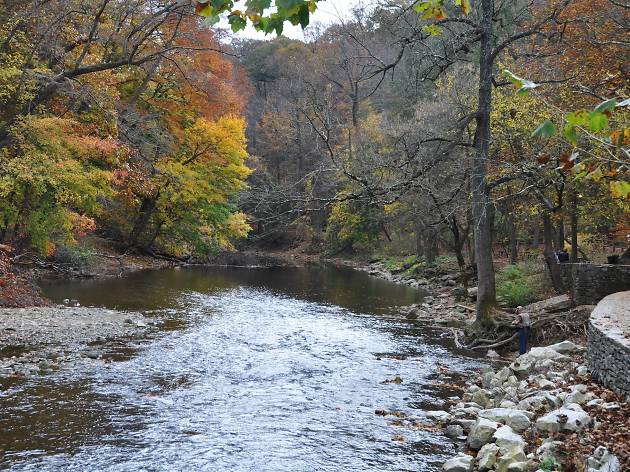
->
<box><xmin>577</xmin><ymin>365</ymin><xmax>589</xmax><ymax>376</ymax></box>
<box><xmin>536</xmin><ymin>438</ymin><xmax>563</xmax><ymax>460</ymax></box>
<box><xmin>564</xmin><ymin>390</ymin><xmax>587</xmax><ymax>405</ymax></box>
<box><xmin>602</xmin><ymin>402</ymin><xmax>620</xmax><ymax>411</ymax></box>
<box><xmin>495</xmin><ymin>446</ymin><xmax>527</xmax><ymax>472</ymax></box>
<box><xmin>478</xmin><ymin>408</ymin><xmax>532</xmax><ymax>432</ymax></box>
<box><xmin>587</xmin><ymin>398</ymin><xmax>603</xmax><ymax>407</ymax></box>
<box><xmin>510</xmin><ymin>347</ymin><xmax>568</xmax><ymax>376</ymax></box>
<box><xmin>444</xmin><ymin>424</ymin><xmax>464</xmax><ymax>439</ymax></box>
<box><xmin>586</xmin><ymin>446</ymin><xmax>621</xmax><ymax>472</ymax></box>
<box><xmin>443</xmin><ymin>453</ymin><xmax>474</xmax><ymax>472</ymax></box>
<box><xmin>528</xmin><ymin>346</ymin><xmax>569</xmax><ymax>361</ymax></box>
<box><xmin>426</xmin><ymin>410</ymin><xmax>452</xmax><ymax>422</ymax></box>
<box><xmin>537</xmin><ymin>378</ymin><xmax>556</xmax><ymax>390</ymax></box>
<box><xmin>467</xmin><ymin>417</ymin><xmax>500</xmax><ymax>450</ymax></box>
<box><xmin>487</xmin><ymin>349</ymin><xmax>500</xmax><ymax>359</ymax></box>
<box><xmin>477</xmin><ymin>443</ymin><xmax>499</xmax><ymax>471</ymax></box>
<box><xmin>536</xmin><ymin>403</ymin><xmax>592</xmax><ymax>433</ymax></box>
<box><xmin>493</xmin><ymin>425</ymin><xmax>525</xmax><ymax>455</ymax></box>
<box><xmin>506</xmin><ymin>461</ymin><xmax>528</xmax><ymax>472</ymax></box>
<box><xmin>452</xmin><ymin>418</ymin><xmax>477</xmax><ymax>431</ymax></box>
<box><xmin>548</xmin><ymin>340</ymin><xmax>585</xmax><ymax>355</ymax></box>
<box><xmin>522</xmin><ymin>295</ymin><xmax>571</xmax><ymax>313</ymax></box>
<box><xmin>572</xmin><ymin>384</ymin><xmax>588</xmax><ymax>393</ymax></box>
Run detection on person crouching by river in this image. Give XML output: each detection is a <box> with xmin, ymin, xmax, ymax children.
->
<box><xmin>512</xmin><ymin>307</ymin><xmax>531</xmax><ymax>355</ymax></box>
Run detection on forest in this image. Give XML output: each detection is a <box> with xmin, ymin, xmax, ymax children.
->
<box><xmin>0</xmin><ymin>0</ymin><xmax>628</xmax><ymax>323</ymax></box>
<box><xmin>0</xmin><ymin>2</ymin><xmax>629</xmax><ymax>471</ymax></box>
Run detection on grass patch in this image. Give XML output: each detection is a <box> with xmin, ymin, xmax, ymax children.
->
<box><xmin>496</xmin><ymin>264</ymin><xmax>540</xmax><ymax>307</ymax></box>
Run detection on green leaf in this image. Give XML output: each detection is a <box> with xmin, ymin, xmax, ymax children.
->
<box><xmin>422</xmin><ymin>24</ymin><xmax>443</xmax><ymax>36</ymax></box>
<box><xmin>297</xmin><ymin>4</ymin><xmax>310</xmax><ymax>28</ymax></box>
<box><xmin>203</xmin><ymin>13</ymin><xmax>221</xmax><ymax>25</ymax></box>
<box><xmin>594</xmin><ymin>98</ymin><xmax>617</xmax><ymax>113</ymax></box>
<box><xmin>563</xmin><ymin>124</ymin><xmax>578</xmax><ymax>145</ymax></box>
<box><xmin>566</xmin><ymin>111</ymin><xmax>588</xmax><ymax>126</ymax></box>
<box><xmin>228</xmin><ymin>14</ymin><xmax>247</xmax><ymax>32</ymax></box>
<box><xmin>610</xmin><ymin>180</ymin><xmax>630</xmax><ymax>199</ymax></box>
<box><xmin>588</xmin><ymin>111</ymin><xmax>608</xmax><ymax>133</ymax></box>
<box><xmin>245</xmin><ymin>0</ymin><xmax>272</xmax><ymax>12</ymax></box>
<box><xmin>532</xmin><ymin>120</ymin><xmax>556</xmax><ymax>138</ymax></box>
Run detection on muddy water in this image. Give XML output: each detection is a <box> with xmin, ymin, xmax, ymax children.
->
<box><xmin>1</xmin><ymin>266</ymin><xmax>484</xmax><ymax>471</ymax></box>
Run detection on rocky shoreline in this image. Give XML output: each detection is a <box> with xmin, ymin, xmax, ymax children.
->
<box><xmin>356</xmin><ymin>260</ymin><xmax>628</xmax><ymax>471</ymax></box>
<box><xmin>429</xmin><ymin>340</ymin><xmax>628</xmax><ymax>472</ymax></box>
<box><xmin>0</xmin><ymin>305</ymin><xmax>158</xmax><ymax>381</ymax></box>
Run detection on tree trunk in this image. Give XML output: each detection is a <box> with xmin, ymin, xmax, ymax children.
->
<box><xmin>129</xmin><ymin>196</ymin><xmax>158</xmax><ymax>247</ymax></box>
<box><xmin>415</xmin><ymin>221</ymin><xmax>424</xmax><ymax>259</ymax></box>
<box><xmin>570</xmin><ymin>192</ymin><xmax>579</xmax><ymax>262</ymax></box>
<box><xmin>472</xmin><ymin>0</ymin><xmax>497</xmax><ymax>324</ymax></box>
<box><xmin>543</xmin><ymin>213</ymin><xmax>564</xmax><ymax>293</ymax></box>
<box><xmin>450</xmin><ymin>217</ymin><xmax>466</xmax><ymax>269</ymax></box>
<box><xmin>424</xmin><ymin>229</ymin><xmax>438</xmax><ymax>265</ymax></box>
<box><xmin>531</xmin><ymin>216</ymin><xmax>541</xmax><ymax>249</ymax></box>
<box><xmin>295</xmin><ymin>109</ymin><xmax>303</xmax><ymax>175</ymax></box>
<box><xmin>508</xmin><ymin>212</ymin><xmax>518</xmax><ymax>265</ymax></box>
<box><xmin>556</xmin><ymin>215</ymin><xmax>565</xmax><ymax>250</ymax></box>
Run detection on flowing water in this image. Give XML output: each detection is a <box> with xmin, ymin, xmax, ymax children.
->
<box><xmin>1</xmin><ymin>265</ymin><xmax>485</xmax><ymax>471</ymax></box>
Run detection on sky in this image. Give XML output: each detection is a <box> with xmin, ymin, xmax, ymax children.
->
<box><xmin>220</xmin><ymin>0</ymin><xmax>369</xmax><ymax>41</ymax></box>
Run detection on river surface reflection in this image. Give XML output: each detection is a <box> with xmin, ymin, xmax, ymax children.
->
<box><xmin>1</xmin><ymin>265</ymin><xmax>484</xmax><ymax>471</ymax></box>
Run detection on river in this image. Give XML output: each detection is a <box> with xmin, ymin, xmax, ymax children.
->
<box><xmin>1</xmin><ymin>265</ymin><xmax>485</xmax><ymax>471</ymax></box>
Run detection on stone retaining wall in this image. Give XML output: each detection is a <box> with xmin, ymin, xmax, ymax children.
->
<box><xmin>558</xmin><ymin>263</ymin><xmax>630</xmax><ymax>305</ymax></box>
<box><xmin>587</xmin><ymin>291</ymin><xmax>630</xmax><ymax>399</ymax></box>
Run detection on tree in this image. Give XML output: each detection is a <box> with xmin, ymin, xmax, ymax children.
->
<box><xmin>1</xmin><ymin>1</ymin><xmax>255</xmax><ymax>257</ymax></box>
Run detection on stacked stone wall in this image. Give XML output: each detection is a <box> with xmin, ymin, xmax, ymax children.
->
<box><xmin>557</xmin><ymin>263</ymin><xmax>630</xmax><ymax>305</ymax></box>
<box><xmin>586</xmin><ymin>291</ymin><xmax>630</xmax><ymax>399</ymax></box>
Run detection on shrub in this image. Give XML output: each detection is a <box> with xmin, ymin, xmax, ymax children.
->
<box><xmin>53</xmin><ymin>243</ymin><xmax>96</xmax><ymax>268</ymax></box>
<box><xmin>539</xmin><ymin>457</ymin><xmax>560</xmax><ymax>472</ymax></box>
<box><xmin>496</xmin><ymin>264</ymin><xmax>537</xmax><ymax>307</ymax></box>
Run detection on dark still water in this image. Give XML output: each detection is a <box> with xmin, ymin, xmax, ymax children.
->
<box><xmin>1</xmin><ymin>266</ymin><xmax>484</xmax><ymax>471</ymax></box>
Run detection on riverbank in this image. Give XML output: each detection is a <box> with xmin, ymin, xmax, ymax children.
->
<box><xmin>0</xmin><ymin>305</ymin><xmax>156</xmax><ymax>382</ymax></box>
<box><xmin>429</xmin><ymin>340</ymin><xmax>629</xmax><ymax>472</ymax></box>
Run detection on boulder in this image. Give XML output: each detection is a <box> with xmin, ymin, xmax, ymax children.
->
<box><xmin>564</xmin><ymin>385</ymin><xmax>588</xmax><ymax>405</ymax></box>
<box><xmin>495</xmin><ymin>447</ymin><xmax>527</xmax><ymax>472</ymax></box>
<box><xmin>510</xmin><ymin>347</ymin><xmax>568</xmax><ymax>376</ymax></box>
<box><xmin>548</xmin><ymin>340</ymin><xmax>585</xmax><ymax>355</ymax></box>
<box><xmin>452</xmin><ymin>418</ymin><xmax>477</xmax><ymax>431</ymax></box>
<box><xmin>467</xmin><ymin>417</ymin><xmax>500</xmax><ymax>450</ymax></box>
<box><xmin>471</xmin><ymin>389</ymin><xmax>493</xmax><ymax>408</ymax></box>
<box><xmin>493</xmin><ymin>425</ymin><xmax>525</xmax><ymax>455</ymax></box>
<box><xmin>487</xmin><ymin>349</ymin><xmax>501</xmax><ymax>359</ymax></box>
<box><xmin>478</xmin><ymin>408</ymin><xmax>532</xmax><ymax>432</ymax></box>
<box><xmin>586</xmin><ymin>446</ymin><xmax>621</xmax><ymax>472</ymax></box>
<box><xmin>577</xmin><ymin>365</ymin><xmax>589</xmax><ymax>376</ymax></box>
<box><xmin>477</xmin><ymin>443</ymin><xmax>499</xmax><ymax>471</ymax></box>
<box><xmin>536</xmin><ymin>403</ymin><xmax>592</xmax><ymax>433</ymax></box>
<box><xmin>444</xmin><ymin>424</ymin><xmax>464</xmax><ymax>439</ymax></box>
<box><xmin>426</xmin><ymin>410</ymin><xmax>452</xmax><ymax>422</ymax></box>
<box><xmin>522</xmin><ymin>294</ymin><xmax>571</xmax><ymax>313</ymax></box>
<box><xmin>443</xmin><ymin>453</ymin><xmax>474</xmax><ymax>472</ymax></box>
<box><xmin>506</xmin><ymin>462</ymin><xmax>528</xmax><ymax>472</ymax></box>
<box><xmin>536</xmin><ymin>439</ymin><xmax>563</xmax><ymax>461</ymax></box>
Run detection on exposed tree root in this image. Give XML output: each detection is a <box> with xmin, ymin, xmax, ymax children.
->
<box><xmin>460</xmin><ymin>307</ymin><xmax>591</xmax><ymax>352</ymax></box>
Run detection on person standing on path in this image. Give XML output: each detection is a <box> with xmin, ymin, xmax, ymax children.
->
<box><xmin>512</xmin><ymin>307</ymin><xmax>531</xmax><ymax>355</ymax></box>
